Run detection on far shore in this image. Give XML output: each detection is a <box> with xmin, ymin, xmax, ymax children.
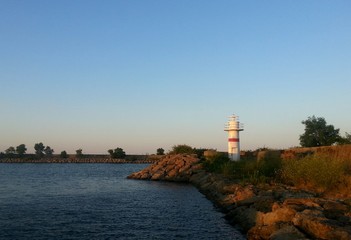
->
<box><xmin>0</xmin><ymin>154</ymin><xmax>160</xmax><ymax>164</ymax></box>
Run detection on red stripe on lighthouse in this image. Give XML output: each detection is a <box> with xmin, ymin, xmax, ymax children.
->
<box><xmin>228</xmin><ymin>138</ymin><xmax>239</xmax><ymax>142</ymax></box>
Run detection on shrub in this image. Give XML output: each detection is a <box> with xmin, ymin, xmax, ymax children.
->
<box><xmin>230</xmin><ymin>159</ymin><xmax>268</xmax><ymax>184</ymax></box>
<box><xmin>169</xmin><ymin>144</ymin><xmax>195</xmax><ymax>154</ymax></box>
<box><xmin>220</xmin><ymin>161</ymin><xmax>237</xmax><ymax>178</ymax></box>
<box><xmin>203</xmin><ymin>152</ymin><xmax>230</xmax><ymax>173</ymax></box>
<box><xmin>257</xmin><ymin>151</ymin><xmax>282</xmax><ymax>178</ymax></box>
<box><xmin>205</xmin><ymin>150</ymin><xmax>283</xmax><ymax>184</ymax></box>
<box><xmin>193</xmin><ymin>148</ymin><xmax>208</xmax><ymax>159</ymax></box>
<box><xmin>281</xmin><ymin>153</ymin><xmax>345</xmax><ymax>190</ymax></box>
<box><xmin>203</xmin><ymin>146</ymin><xmax>351</xmax><ymax>193</ymax></box>
<box><xmin>244</xmin><ymin>170</ymin><xmax>268</xmax><ymax>185</ymax></box>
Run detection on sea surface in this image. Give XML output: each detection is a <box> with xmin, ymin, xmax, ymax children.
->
<box><xmin>0</xmin><ymin>164</ymin><xmax>245</xmax><ymax>239</ymax></box>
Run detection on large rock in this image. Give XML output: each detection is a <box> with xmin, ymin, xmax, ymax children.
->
<box><xmin>226</xmin><ymin>206</ymin><xmax>264</xmax><ymax>232</ymax></box>
<box><xmin>262</xmin><ymin>205</ymin><xmax>296</xmax><ymax>226</ymax></box>
<box><xmin>292</xmin><ymin>209</ymin><xmax>351</xmax><ymax>240</ymax></box>
<box><xmin>270</xmin><ymin>225</ymin><xmax>308</xmax><ymax>240</ymax></box>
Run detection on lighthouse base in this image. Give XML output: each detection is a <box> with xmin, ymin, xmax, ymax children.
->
<box><xmin>229</xmin><ymin>153</ymin><xmax>240</xmax><ymax>161</ymax></box>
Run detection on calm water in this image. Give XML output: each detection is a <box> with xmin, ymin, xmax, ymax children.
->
<box><xmin>0</xmin><ymin>164</ymin><xmax>244</xmax><ymax>239</ymax></box>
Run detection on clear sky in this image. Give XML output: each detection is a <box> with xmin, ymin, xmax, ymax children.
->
<box><xmin>1</xmin><ymin>0</ymin><xmax>350</xmax><ymax>154</ymax></box>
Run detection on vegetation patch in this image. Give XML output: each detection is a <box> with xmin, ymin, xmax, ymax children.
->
<box><xmin>203</xmin><ymin>147</ymin><xmax>351</xmax><ymax>196</ymax></box>
<box><xmin>281</xmin><ymin>153</ymin><xmax>346</xmax><ymax>191</ymax></box>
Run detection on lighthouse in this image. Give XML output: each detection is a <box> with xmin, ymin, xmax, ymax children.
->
<box><xmin>224</xmin><ymin>115</ymin><xmax>244</xmax><ymax>161</ymax></box>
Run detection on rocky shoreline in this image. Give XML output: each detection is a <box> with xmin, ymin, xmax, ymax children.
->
<box><xmin>127</xmin><ymin>154</ymin><xmax>351</xmax><ymax>240</ymax></box>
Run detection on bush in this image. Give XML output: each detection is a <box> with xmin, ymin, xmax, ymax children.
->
<box><xmin>203</xmin><ymin>146</ymin><xmax>351</xmax><ymax>193</ymax></box>
<box><xmin>281</xmin><ymin>153</ymin><xmax>345</xmax><ymax>190</ymax></box>
<box><xmin>204</xmin><ymin>150</ymin><xmax>283</xmax><ymax>184</ymax></box>
<box><xmin>203</xmin><ymin>152</ymin><xmax>230</xmax><ymax>173</ymax></box>
<box><xmin>257</xmin><ymin>151</ymin><xmax>282</xmax><ymax>178</ymax></box>
<box><xmin>169</xmin><ymin>144</ymin><xmax>195</xmax><ymax>154</ymax></box>
<box><xmin>229</xmin><ymin>159</ymin><xmax>268</xmax><ymax>184</ymax></box>
<box><xmin>220</xmin><ymin>161</ymin><xmax>237</xmax><ymax>178</ymax></box>
<box><xmin>193</xmin><ymin>148</ymin><xmax>208</xmax><ymax>159</ymax></box>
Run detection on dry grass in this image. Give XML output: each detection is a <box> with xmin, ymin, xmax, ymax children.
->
<box><xmin>280</xmin><ymin>145</ymin><xmax>351</xmax><ymax>196</ymax></box>
<box><xmin>281</xmin><ymin>153</ymin><xmax>346</xmax><ymax>191</ymax></box>
<box><xmin>205</xmin><ymin>145</ymin><xmax>351</xmax><ymax>198</ymax></box>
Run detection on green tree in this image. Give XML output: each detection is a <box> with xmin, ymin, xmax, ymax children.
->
<box><xmin>76</xmin><ymin>149</ymin><xmax>83</xmax><ymax>157</ymax></box>
<box><xmin>44</xmin><ymin>146</ymin><xmax>54</xmax><ymax>156</ymax></box>
<box><xmin>16</xmin><ymin>144</ymin><xmax>27</xmax><ymax>156</ymax></box>
<box><xmin>337</xmin><ymin>132</ymin><xmax>351</xmax><ymax>145</ymax></box>
<box><xmin>299</xmin><ymin>116</ymin><xmax>340</xmax><ymax>147</ymax></box>
<box><xmin>170</xmin><ymin>144</ymin><xmax>195</xmax><ymax>154</ymax></box>
<box><xmin>108</xmin><ymin>148</ymin><xmax>126</xmax><ymax>159</ymax></box>
<box><xmin>156</xmin><ymin>148</ymin><xmax>165</xmax><ymax>155</ymax></box>
<box><xmin>115</xmin><ymin>148</ymin><xmax>126</xmax><ymax>159</ymax></box>
<box><xmin>5</xmin><ymin>146</ymin><xmax>16</xmax><ymax>157</ymax></box>
<box><xmin>34</xmin><ymin>142</ymin><xmax>45</xmax><ymax>157</ymax></box>
<box><xmin>60</xmin><ymin>151</ymin><xmax>68</xmax><ymax>158</ymax></box>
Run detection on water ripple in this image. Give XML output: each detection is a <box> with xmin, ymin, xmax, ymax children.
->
<box><xmin>0</xmin><ymin>164</ymin><xmax>245</xmax><ymax>239</ymax></box>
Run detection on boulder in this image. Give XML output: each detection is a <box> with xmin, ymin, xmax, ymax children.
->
<box><xmin>292</xmin><ymin>209</ymin><xmax>351</xmax><ymax>240</ymax></box>
<box><xmin>270</xmin><ymin>225</ymin><xmax>308</xmax><ymax>240</ymax></box>
<box><xmin>261</xmin><ymin>205</ymin><xmax>296</xmax><ymax>226</ymax></box>
<box><xmin>226</xmin><ymin>206</ymin><xmax>264</xmax><ymax>232</ymax></box>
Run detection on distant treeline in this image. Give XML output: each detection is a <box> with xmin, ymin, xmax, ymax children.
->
<box><xmin>0</xmin><ymin>153</ymin><xmax>150</xmax><ymax>163</ymax></box>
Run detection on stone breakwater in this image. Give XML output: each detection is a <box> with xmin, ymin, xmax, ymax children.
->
<box><xmin>128</xmin><ymin>154</ymin><xmax>351</xmax><ymax>240</ymax></box>
<box><xmin>127</xmin><ymin>154</ymin><xmax>201</xmax><ymax>181</ymax></box>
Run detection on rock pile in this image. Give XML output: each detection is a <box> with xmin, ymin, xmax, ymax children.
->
<box><xmin>191</xmin><ymin>173</ymin><xmax>351</xmax><ymax>240</ymax></box>
<box><xmin>127</xmin><ymin>154</ymin><xmax>201</xmax><ymax>182</ymax></box>
<box><xmin>128</xmin><ymin>154</ymin><xmax>351</xmax><ymax>240</ymax></box>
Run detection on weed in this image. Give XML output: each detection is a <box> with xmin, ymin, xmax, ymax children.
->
<box><xmin>281</xmin><ymin>153</ymin><xmax>345</xmax><ymax>190</ymax></box>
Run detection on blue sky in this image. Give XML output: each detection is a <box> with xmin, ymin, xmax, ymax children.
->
<box><xmin>1</xmin><ymin>0</ymin><xmax>350</xmax><ymax>154</ymax></box>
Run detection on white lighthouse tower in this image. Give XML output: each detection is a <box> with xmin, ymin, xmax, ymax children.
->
<box><xmin>224</xmin><ymin>115</ymin><xmax>244</xmax><ymax>161</ymax></box>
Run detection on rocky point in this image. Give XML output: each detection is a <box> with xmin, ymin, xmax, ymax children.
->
<box><xmin>128</xmin><ymin>154</ymin><xmax>351</xmax><ymax>240</ymax></box>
